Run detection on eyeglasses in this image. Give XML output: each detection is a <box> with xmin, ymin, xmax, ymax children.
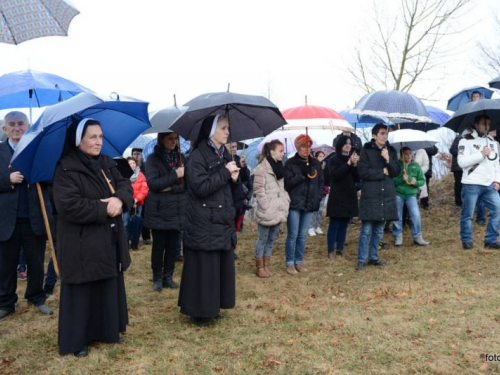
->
<box><xmin>132</xmin><ymin>152</ymin><xmax>142</xmax><ymax>156</ymax></box>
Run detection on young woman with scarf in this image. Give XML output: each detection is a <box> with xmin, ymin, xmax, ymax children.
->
<box><xmin>53</xmin><ymin>119</ymin><xmax>133</xmax><ymax>357</ymax></box>
<box><xmin>253</xmin><ymin>139</ymin><xmax>290</xmax><ymax>277</ymax></box>
<box><xmin>144</xmin><ymin>131</ymin><xmax>187</xmax><ymax>292</ymax></box>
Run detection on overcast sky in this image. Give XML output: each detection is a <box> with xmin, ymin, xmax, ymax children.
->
<box><xmin>1</xmin><ymin>0</ymin><xmax>499</xmax><ymax>120</ymax></box>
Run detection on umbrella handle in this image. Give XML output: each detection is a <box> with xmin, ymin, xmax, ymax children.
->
<box><xmin>101</xmin><ymin>170</ymin><xmax>116</xmax><ymax>195</ymax></box>
<box><xmin>36</xmin><ymin>183</ymin><xmax>59</xmax><ymax>276</ymax></box>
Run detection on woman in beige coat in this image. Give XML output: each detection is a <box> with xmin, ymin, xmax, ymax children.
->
<box><xmin>253</xmin><ymin>140</ymin><xmax>290</xmax><ymax>277</ymax></box>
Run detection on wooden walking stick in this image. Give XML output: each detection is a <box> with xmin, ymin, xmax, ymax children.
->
<box><xmin>36</xmin><ymin>183</ymin><xmax>59</xmax><ymax>276</ymax></box>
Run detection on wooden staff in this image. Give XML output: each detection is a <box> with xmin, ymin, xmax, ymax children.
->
<box><xmin>101</xmin><ymin>170</ymin><xmax>116</xmax><ymax>194</ymax></box>
<box><xmin>36</xmin><ymin>183</ymin><xmax>59</xmax><ymax>276</ymax></box>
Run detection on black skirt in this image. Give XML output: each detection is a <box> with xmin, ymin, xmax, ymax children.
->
<box><xmin>178</xmin><ymin>247</ymin><xmax>235</xmax><ymax>318</ymax></box>
<box><xmin>58</xmin><ymin>273</ymin><xmax>128</xmax><ymax>355</ymax></box>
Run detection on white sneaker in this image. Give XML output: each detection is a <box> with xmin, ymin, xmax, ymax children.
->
<box><xmin>308</xmin><ymin>228</ymin><xmax>316</xmax><ymax>236</ymax></box>
<box><xmin>315</xmin><ymin>227</ymin><xmax>324</xmax><ymax>235</ymax></box>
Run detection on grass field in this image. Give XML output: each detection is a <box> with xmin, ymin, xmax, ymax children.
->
<box><xmin>1</xmin><ymin>174</ymin><xmax>500</xmax><ymax>374</ymax></box>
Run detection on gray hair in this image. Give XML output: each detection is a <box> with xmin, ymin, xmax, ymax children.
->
<box><xmin>4</xmin><ymin>111</ymin><xmax>29</xmax><ymax>125</ymax></box>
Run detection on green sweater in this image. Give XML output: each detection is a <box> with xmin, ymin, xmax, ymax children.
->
<box><xmin>393</xmin><ymin>160</ymin><xmax>425</xmax><ymax>199</ymax></box>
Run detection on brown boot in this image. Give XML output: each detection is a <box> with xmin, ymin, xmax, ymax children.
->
<box><xmin>255</xmin><ymin>258</ymin><xmax>269</xmax><ymax>278</ymax></box>
<box><xmin>263</xmin><ymin>256</ymin><xmax>272</xmax><ymax>277</ymax></box>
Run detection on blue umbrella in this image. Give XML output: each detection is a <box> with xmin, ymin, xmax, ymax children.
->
<box><xmin>237</xmin><ymin>138</ymin><xmax>263</xmax><ymax>170</ymax></box>
<box><xmin>142</xmin><ymin>137</ymin><xmax>192</xmax><ymax>162</ymax></box>
<box><xmin>351</xmin><ymin>90</ymin><xmax>432</xmax><ymax>123</ymax></box>
<box><xmin>489</xmin><ymin>75</ymin><xmax>500</xmax><ymax>90</ymax></box>
<box><xmin>447</xmin><ymin>86</ymin><xmax>494</xmax><ymax>111</ymax></box>
<box><xmin>128</xmin><ymin>134</ymin><xmax>156</xmax><ymax>150</ymax></box>
<box><xmin>425</xmin><ymin>105</ymin><xmax>451</xmax><ymax>126</ymax></box>
<box><xmin>0</xmin><ymin>69</ymin><xmax>93</xmax><ymax>111</ymax></box>
<box><xmin>339</xmin><ymin>109</ymin><xmax>394</xmax><ymax>129</ymax></box>
<box><xmin>11</xmin><ymin>92</ymin><xmax>151</xmax><ymax>183</ymax></box>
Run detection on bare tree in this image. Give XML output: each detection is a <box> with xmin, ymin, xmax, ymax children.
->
<box><xmin>476</xmin><ymin>14</ymin><xmax>500</xmax><ymax>77</ymax></box>
<box><xmin>348</xmin><ymin>0</ymin><xmax>472</xmax><ymax>96</ymax></box>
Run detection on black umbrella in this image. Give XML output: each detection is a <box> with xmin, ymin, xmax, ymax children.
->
<box><xmin>489</xmin><ymin>75</ymin><xmax>500</xmax><ymax>90</ymax></box>
<box><xmin>444</xmin><ymin>99</ymin><xmax>500</xmax><ymax>133</ymax></box>
<box><xmin>170</xmin><ymin>92</ymin><xmax>287</xmax><ymax>142</ymax></box>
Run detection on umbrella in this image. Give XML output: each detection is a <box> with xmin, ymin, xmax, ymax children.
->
<box><xmin>0</xmin><ymin>0</ymin><xmax>79</xmax><ymax>45</ymax></box>
<box><xmin>350</xmin><ymin>90</ymin><xmax>432</xmax><ymax>123</ymax></box>
<box><xmin>395</xmin><ymin>106</ymin><xmax>450</xmax><ymax>132</ymax></box>
<box><xmin>443</xmin><ymin>99</ymin><xmax>500</xmax><ymax>134</ymax></box>
<box><xmin>281</xmin><ymin>104</ymin><xmax>354</xmax><ymax>132</ymax></box>
<box><xmin>312</xmin><ymin>144</ymin><xmax>334</xmax><ymax>157</ymax></box>
<box><xmin>257</xmin><ymin>130</ymin><xmax>318</xmax><ymax>154</ymax></box>
<box><xmin>237</xmin><ymin>138</ymin><xmax>263</xmax><ymax>170</ymax></box>
<box><xmin>388</xmin><ymin>129</ymin><xmax>438</xmax><ymax>152</ymax></box>
<box><xmin>143</xmin><ymin>105</ymin><xmax>188</xmax><ymax>135</ymax></box>
<box><xmin>127</xmin><ymin>134</ymin><xmax>156</xmax><ymax>150</ymax></box>
<box><xmin>447</xmin><ymin>86</ymin><xmax>494</xmax><ymax>111</ymax></box>
<box><xmin>340</xmin><ymin>109</ymin><xmax>394</xmax><ymax>129</ymax></box>
<box><xmin>142</xmin><ymin>136</ymin><xmax>192</xmax><ymax>162</ymax></box>
<box><xmin>489</xmin><ymin>75</ymin><xmax>500</xmax><ymax>90</ymax></box>
<box><xmin>11</xmin><ymin>92</ymin><xmax>151</xmax><ymax>183</ymax></box>
<box><xmin>170</xmin><ymin>92</ymin><xmax>286</xmax><ymax>142</ymax></box>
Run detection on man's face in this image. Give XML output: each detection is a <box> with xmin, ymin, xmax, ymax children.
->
<box><xmin>402</xmin><ymin>149</ymin><xmax>413</xmax><ymax>164</ymax></box>
<box><xmin>132</xmin><ymin>150</ymin><xmax>142</xmax><ymax>163</ymax></box>
<box><xmin>471</xmin><ymin>93</ymin><xmax>481</xmax><ymax>102</ymax></box>
<box><xmin>229</xmin><ymin>142</ymin><xmax>238</xmax><ymax>155</ymax></box>
<box><xmin>373</xmin><ymin>129</ymin><xmax>388</xmax><ymax>146</ymax></box>
<box><xmin>3</xmin><ymin>115</ymin><xmax>29</xmax><ymax>143</ymax></box>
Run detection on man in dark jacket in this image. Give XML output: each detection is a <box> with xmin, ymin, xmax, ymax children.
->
<box><xmin>0</xmin><ymin>111</ymin><xmax>53</xmax><ymax>320</ymax></box>
<box><xmin>420</xmin><ymin>145</ymin><xmax>438</xmax><ymax>210</ymax></box>
<box><xmin>450</xmin><ymin>133</ymin><xmax>463</xmax><ymax>207</ymax></box>
<box><xmin>356</xmin><ymin>124</ymin><xmax>400</xmax><ymax>271</ymax></box>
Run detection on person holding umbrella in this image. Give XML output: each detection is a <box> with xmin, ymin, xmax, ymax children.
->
<box><xmin>457</xmin><ymin>115</ymin><xmax>500</xmax><ymax>250</ymax></box>
<box><xmin>178</xmin><ymin>115</ymin><xmax>239</xmax><ymax>326</ymax></box>
<box><xmin>144</xmin><ymin>131</ymin><xmax>187</xmax><ymax>291</ymax></box>
<box><xmin>53</xmin><ymin>118</ymin><xmax>134</xmax><ymax>357</ymax></box>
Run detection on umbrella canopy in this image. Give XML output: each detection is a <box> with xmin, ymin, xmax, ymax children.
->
<box><xmin>257</xmin><ymin>130</ymin><xmax>318</xmax><ymax>154</ymax></box>
<box><xmin>312</xmin><ymin>144</ymin><xmax>334</xmax><ymax>157</ymax></box>
<box><xmin>143</xmin><ymin>105</ymin><xmax>188</xmax><ymax>135</ymax></box>
<box><xmin>396</xmin><ymin>106</ymin><xmax>450</xmax><ymax>132</ymax></box>
<box><xmin>170</xmin><ymin>92</ymin><xmax>286</xmax><ymax>142</ymax></box>
<box><xmin>238</xmin><ymin>138</ymin><xmax>264</xmax><ymax>170</ymax></box>
<box><xmin>351</xmin><ymin>90</ymin><xmax>432</xmax><ymax>123</ymax></box>
<box><xmin>0</xmin><ymin>0</ymin><xmax>79</xmax><ymax>45</ymax></box>
<box><xmin>426</xmin><ymin>105</ymin><xmax>451</xmax><ymax>126</ymax></box>
<box><xmin>340</xmin><ymin>109</ymin><xmax>395</xmax><ymax>129</ymax></box>
<box><xmin>447</xmin><ymin>86</ymin><xmax>494</xmax><ymax>111</ymax></box>
<box><xmin>281</xmin><ymin>104</ymin><xmax>354</xmax><ymax>132</ymax></box>
<box><xmin>11</xmin><ymin>92</ymin><xmax>151</xmax><ymax>183</ymax></box>
<box><xmin>142</xmin><ymin>136</ymin><xmax>192</xmax><ymax>162</ymax></box>
<box><xmin>127</xmin><ymin>134</ymin><xmax>156</xmax><ymax>150</ymax></box>
<box><xmin>444</xmin><ymin>99</ymin><xmax>500</xmax><ymax>134</ymax></box>
<box><xmin>388</xmin><ymin>129</ymin><xmax>438</xmax><ymax>152</ymax></box>
<box><xmin>0</xmin><ymin>69</ymin><xmax>93</xmax><ymax>110</ymax></box>
<box><xmin>489</xmin><ymin>75</ymin><xmax>500</xmax><ymax>90</ymax></box>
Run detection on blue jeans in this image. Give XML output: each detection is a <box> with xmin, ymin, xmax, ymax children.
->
<box><xmin>44</xmin><ymin>257</ymin><xmax>58</xmax><ymax>287</ymax></box>
<box><xmin>357</xmin><ymin>220</ymin><xmax>385</xmax><ymax>264</ymax></box>
<box><xmin>255</xmin><ymin>224</ymin><xmax>280</xmax><ymax>258</ymax></box>
<box><xmin>17</xmin><ymin>247</ymin><xmax>26</xmax><ymax>273</ymax></box>
<box><xmin>461</xmin><ymin>183</ymin><xmax>500</xmax><ymax>244</ymax></box>
<box><xmin>327</xmin><ymin>218</ymin><xmax>349</xmax><ymax>253</ymax></box>
<box><xmin>392</xmin><ymin>196</ymin><xmax>422</xmax><ymax>238</ymax></box>
<box><xmin>285</xmin><ymin>210</ymin><xmax>313</xmax><ymax>267</ymax></box>
<box><xmin>476</xmin><ymin>199</ymin><xmax>486</xmax><ymax>224</ymax></box>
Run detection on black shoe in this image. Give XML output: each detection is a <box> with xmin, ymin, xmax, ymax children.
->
<box><xmin>355</xmin><ymin>262</ymin><xmax>366</xmax><ymax>271</ymax></box>
<box><xmin>367</xmin><ymin>259</ymin><xmax>387</xmax><ymax>267</ymax></box>
<box><xmin>462</xmin><ymin>242</ymin><xmax>473</xmax><ymax>250</ymax></box>
<box><xmin>233</xmin><ymin>253</ymin><xmax>239</xmax><ymax>260</ymax></box>
<box><xmin>163</xmin><ymin>277</ymin><xmax>178</xmax><ymax>289</ymax></box>
<box><xmin>327</xmin><ymin>251</ymin><xmax>335</xmax><ymax>260</ymax></box>
<box><xmin>190</xmin><ymin>316</ymin><xmax>209</xmax><ymax>327</ymax></box>
<box><xmin>214</xmin><ymin>314</ymin><xmax>226</xmax><ymax>320</ymax></box>
<box><xmin>118</xmin><ymin>336</ymin><xmax>125</xmax><ymax>344</ymax></box>
<box><xmin>43</xmin><ymin>285</ymin><xmax>54</xmax><ymax>298</ymax></box>
<box><xmin>0</xmin><ymin>309</ymin><xmax>13</xmax><ymax>320</ymax></box>
<box><xmin>74</xmin><ymin>347</ymin><xmax>89</xmax><ymax>357</ymax></box>
<box><xmin>153</xmin><ymin>280</ymin><xmax>163</xmax><ymax>292</ymax></box>
<box><xmin>484</xmin><ymin>242</ymin><xmax>500</xmax><ymax>249</ymax></box>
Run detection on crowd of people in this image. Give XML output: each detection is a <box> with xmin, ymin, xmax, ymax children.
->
<box><xmin>1</xmin><ymin>100</ymin><xmax>499</xmax><ymax>357</ymax></box>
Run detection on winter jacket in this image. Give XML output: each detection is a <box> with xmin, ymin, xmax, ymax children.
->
<box><xmin>450</xmin><ymin>134</ymin><xmax>463</xmax><ymax>173</ymax></box>
<box><xmin>131</xmin><ymin>170</ymin><xmax>148</xmax><ymax>206</ymax></box>
<box><xmin>458</xmin><ymin>130</ymin><xmax>500</xmax><ymax>187</ymax></box>
<box><xmin>393</xmin><ymin>160</ymin><xmax>425</xmax><ymax>199</ymax></box>
<box><xmin>326</xmin><ymin>153</ymin><xmax>359</xmax><ymax>218</ymax></box>
<box><xmin>232</xmin><ymin>154</ymin><xmax>253</xmax><ymax>214</ymax></box>
<box><xmin>183</xmin><ymin>140</ymin><xmax>237</xmax><ymax>251</ymax></box>
<box><xmin>53</xmin><ymin>150</ymin><xmax>133</xmax><ymax>284</ymax></box>
<box><xmin>284</xmin><ymin>153</ymin><xmax>324</xmax><ymax>212</ymax></box>
<box><xmin>144</xmin><ymin>145</ymin><xmax>187</xmax><ymax>231</ymax></box>
<box><xmin>333</xmin><ymin>133</ymin><xmax>363</xmax><ymax>154</ymax></box>
<box><xmin>358</xmin><ymin>140</ymin><xmax>400</xmax><ymax>221</ymax></box>
<box><xmin>253</xmin><ymin>158</ymin><xmax>290</xmax><ymax>226</ymax></box>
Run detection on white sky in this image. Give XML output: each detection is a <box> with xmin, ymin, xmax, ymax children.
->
<box><xmin>1</xmin><ymin>0</ymin><xmax>499</xmax><ymax>121</ymax></box>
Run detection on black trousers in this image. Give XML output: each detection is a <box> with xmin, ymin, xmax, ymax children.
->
<box><xmin>0</xmin><ymin>220</ymin><xmax>47</xmax><ymax>311</ymax></box>
<box><xmin>421</xmin><ymin>175</ymin><xmax>431</xmax><ymax>207</ymax></box>
<box><xmin>151</xmin><ymin>229</ymin><xmax>179</xmax><ymax>281</ymax></box>
<box><xmin>141</xmin><ymin>205</ymin><xmax>151</xmax><ymax>241</ymax></box>
<box><xmin>453</xmin><ymin>171</ymin><xmax>463</xmax><ymax>206</ymax></box>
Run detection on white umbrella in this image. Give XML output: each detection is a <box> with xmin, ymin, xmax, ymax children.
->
<box><xmin>283</xmin><ymin>118</ymin><xmax>354</xmax><ymax>133</ymax></box>
<box><xmin>388</xmin><ymin>129</ymin><xmax>438</xmax><ymax>152</ymax></box>
<box><xmin>257</xmin><ymin>130</ymin><xmax>318</xmax><ymax>154</ymax></box>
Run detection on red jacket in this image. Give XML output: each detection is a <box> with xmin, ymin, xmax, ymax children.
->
<box><xmin>131</xmin><ymin>171</ymin><xmax>148</xmax><ymax>206</ymax></box>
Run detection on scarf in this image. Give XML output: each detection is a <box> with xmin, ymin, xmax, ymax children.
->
<box><xmin>159</xmin><ymin>147</ymin><xmax>180</xmax><ymax>170</ymax></box>
<box><xmin>266</xmin><ymin>155</ymin><xmax>284</xmax><ymax>180</ymax></box>
<box><xmin>130</xmin><ymin>167</ymin><xmax>140</xmax><ymax>183</ymax></box>
<box><xmin>208</xmin><ymin>138</ymin><xmax>225</xmax><ymax>159</ymax></box>
<box><xmin>75</xmin><ymin>148</ymin><xmax>109</xmax><ymax>194</ymax></box>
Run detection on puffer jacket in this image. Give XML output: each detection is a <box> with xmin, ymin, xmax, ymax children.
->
<box><xmin>253</xmin><ymin>158</ymin><xmax>290</xmax><ymax>226</ymax></box>
<box><xmin>131</xmin><ymin>170</ymin><xmax>148</xmax><ymax>206</ymax></box>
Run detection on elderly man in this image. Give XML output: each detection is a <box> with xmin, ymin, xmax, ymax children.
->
<box><xmin>0</xmin><ymin>111</ymin><xmax>53</xmax><ymax>319</ymax></box>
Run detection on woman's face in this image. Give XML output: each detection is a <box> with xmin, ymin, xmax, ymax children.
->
<box><xmin>316</xmin><ymin>152</ymin><xmax>325</xmax><ymax>162</ymax></box>
<box><xmin>128</xmin><ymin>159</ymin><xmax>137</xmax><ymax>170</ymax></box>
<box><xmin>297</xmin><ymin>143</ymin><xmax>311</xmax><ymax>158</ymax></box>
<box><xmin>79</xmin><ymin>125</ymin><xmax>103</xmax><ymax>157</ymax></box>
<box><xmin>162</xmin><ymin>132</ymin><xmax>178</xmax><ymax>151</ymax></box>
<box><xmin>270</xmin><ymin>144</ymin><xmax>285</xmax><ymax>161</ymax></box>
<box><xmin>211</xmin><ymin>118</ymin><xmax>230</xmax><ymax>146</ymax></box>
<box><xmin>342</xmin><ymin>140</ymin><xmax>352</xmax><ymax>154</ymax></box>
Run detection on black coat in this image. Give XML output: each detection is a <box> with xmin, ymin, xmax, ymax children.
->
<box><xmin>326</xmin><ymin>154</ymin><xmax>360</xmax><ymax>218</ymax></box>
<box><xmin>183</xmin><ymin>140</ymin><xmax>237</xmax><ymax>252</ymax></box>
<box><xmin>358</xmin><ymin>140</ymin><xmax>400</xmax><ymax>221</ymax></box>
<box><xmin>450</xmin><ymin>134</ymin><xmax>462</xmax><ymax>173</ymax></box>
<box><xmin>424</xmin><ymin>145</ymin><xmax>439</xmax><ymax>177</ymax></box>
<box><xmin>0</xmin><ymin>141</ymin><xmax>53</xmax><ymax>242</ymax></box>
<box><xmin>144</xmin><ymin>146</ymin><xmax>187</xmax><ymax>231</ymax></box>
<box><xmin>284</xmin><ymin>154</ymin><xmax>324</xmax><ymax>212</ymax></box>
<box><xmin>53</xmin><ymin>150</ymin><xmax>133</xmax><ymax>284</ymax></box>
<box><xmin>333</xmin><ymin>133</ymin><xmax>363</xmax><ymax>154</ymax></box>
<box><xmin>232</xmin><ymin>154</ymin><xmax>253</xmax><ymax>214</ymax></box>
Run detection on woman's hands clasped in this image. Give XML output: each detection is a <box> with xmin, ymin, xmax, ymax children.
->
<box><xmin>100</xmin><ymin>197</ymin><xmax>123</xmax><ymax>217</ymax></box>
<box><xmin>226</xmin><ymin>161</ymin><xmax>240</xmax><ymax>183</ymax></box>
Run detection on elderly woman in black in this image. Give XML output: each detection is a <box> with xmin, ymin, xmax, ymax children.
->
<box><xmin>53</xmin><ymin>119</ymin><xmax>133</xmax><ymax>357</ymax></box>
<box><xmin>178</xmin><ymin>114</ymin><xmax>240</xmax><ymax>327</ymax></box>
<box><xmin>144</xmin><ymin>131</ymin><xmax>187</xmax><ymax>291</ymax></box>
